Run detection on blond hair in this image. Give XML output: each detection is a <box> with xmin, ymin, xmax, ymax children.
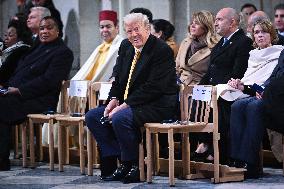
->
<box><xmin>189</xmin><ymin>10</ymin><xmax>219</xmax><ymax>48</ymax></box>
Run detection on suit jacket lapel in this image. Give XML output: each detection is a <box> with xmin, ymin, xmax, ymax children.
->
<box><xmin>210</xmin><ymin>30</ymin><xmax>242</xmax><ymax>62</ymax></box>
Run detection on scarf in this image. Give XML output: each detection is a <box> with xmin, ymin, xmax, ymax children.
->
<box><xmin>1</xmin><ymin>41</ymin><xmax>30</xmax><ymax>63</ymax></box>
<box><xmin>185</xmin><ymin>38</ymin><xmax>207</xmax><ymax>62</ymax></box>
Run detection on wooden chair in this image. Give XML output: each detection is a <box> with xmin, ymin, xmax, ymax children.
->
<box><xmin>86</xmin><ymin>82</ymin><xmax>146</xmax><ymax>181</ymax></box>
<box><xmin>55</xmin><ymin>80</ymin><xmax>89</xmax><ymax>175</ymax></box>
<box><xmin>86</xmin><ymin>82</ymin><xmax>111</xmax><ymax>176</ymax></box>
<box><xmin>21</xmin><ymin>81</ymin><xmax>69</xmax><ymax>170</ymax></box>
<box><xmin>145</xmin><ymin>85</ymin><xmax>245</xmax><ymax>186</ymax></box>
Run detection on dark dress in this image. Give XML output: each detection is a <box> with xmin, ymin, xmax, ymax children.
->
<box><xmin>0</xmin><ymin>44</ymin><xmax>30</xmax><ymax>84</ymax></box>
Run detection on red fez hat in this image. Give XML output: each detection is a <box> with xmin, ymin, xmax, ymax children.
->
<box><xmin>99</xmin><ymin>10</ymin><xmax>118</xmax><ymax>25</ymax></box>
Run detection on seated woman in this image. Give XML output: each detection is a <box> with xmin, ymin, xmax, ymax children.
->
<box><xmin>175</xmin><ymin>10</ymin><xmax>219</xmax><ymax>161</ymax></box>
<box><xmin>0</xmin><ymin>19</ymin><xmax>31</xmax><ymax>85</ymax></box>
<box><xmin>150</xmin><ymin>19</ymin><xmax>179</xmax><ymax>58</ymax></box>
<box><xmin>176</xmin><ymin>10</ymin><xmax>219</xmax><ymax>86</ymax></box>
<box><xmin>228</xmin><ymin>19</ymin><xmax>283</xmax><ymax>179</ymax></box>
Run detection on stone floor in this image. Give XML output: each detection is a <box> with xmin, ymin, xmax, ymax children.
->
<box><xmin>1</xmin><ymin>161</ymin><xmax>284</xmax><ymax>189</ymax></box>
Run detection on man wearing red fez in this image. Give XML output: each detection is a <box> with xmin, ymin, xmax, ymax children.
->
<box><xmin>72</xmin><ymin>10</ymin><xmax>123</xmax><ymax>82</ymax></box>
<box><xmin>67</xmin><ymin>10</ymin><xmax>123</xmax><ymax>164</ymax></box>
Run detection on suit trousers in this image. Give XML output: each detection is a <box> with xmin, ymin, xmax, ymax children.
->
<box><xmin>230</xmin><ymin>97</ymin><xmax>265</xmax><ymax>165</ymax></box>
<box><xmin>85</xmin><ymin>106</ymin><xmax>139</xmax><ymax>162</ymax></box>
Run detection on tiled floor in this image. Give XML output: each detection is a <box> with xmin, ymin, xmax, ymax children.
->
<box><xmin>1</xmin><ymin>162</ymin><xmax>284</xmax><ymax>189</ymax></box>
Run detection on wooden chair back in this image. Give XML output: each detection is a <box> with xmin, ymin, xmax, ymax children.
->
<box><xmin>180</xmin><ymin>85</ymin><xmax>214</xmax><ymax>125</ymax></box>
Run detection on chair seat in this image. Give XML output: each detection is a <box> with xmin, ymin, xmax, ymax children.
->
<box><xmin>144</xmin><ymin>122</ymin><xmax>214</xmax><ymax>133</ymax></box>
<box><xmin>27</xmin><ymin>114</ymin><xmax>56</xmax><ymax>120</ymax></box>
<box><xmin>55</xmin><ymin>115</ymin><xmax>85</xmax><ymax>122</ymax></box>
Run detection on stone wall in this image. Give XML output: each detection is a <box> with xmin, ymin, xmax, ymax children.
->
<box><xmin>0</xmin><ymin>0</ymin><xmax>282</xmax><ymax>75</ymax></box>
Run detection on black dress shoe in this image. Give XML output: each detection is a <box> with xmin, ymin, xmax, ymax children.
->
<box><xmin>0</xmin><ymin>158</ymin><xmax>10</xmax><ymax>171</ymax></box>
<box><xmin>244</xmin><ymin>163</ymin><xmax>260</xmax><ymax>179</ymax></box>
<box><xmin>103</xmin><ymin>164</ymin><xmax>130</xmax><ymax>181</ymax></box>
<box><xmin>122</xmin><ymin>165</ymin><xmax>140</xmax><ymax>184</ymax></box>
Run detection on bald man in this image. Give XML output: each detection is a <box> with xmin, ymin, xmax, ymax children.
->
<box><xmin>198</xmin><ymin>8</ymin><xmax>253</xmax><ymax>164</ymax></box>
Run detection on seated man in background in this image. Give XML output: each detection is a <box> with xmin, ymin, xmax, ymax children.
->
<box><xmin>27</xmin><ymin>6</ymin><xmax>51</xmax><ymax>45</ymax></box>
<box><xmin>64</xmin><ymin>10</ymin><xmax>123</xmax><ymax>148</ymax></box>
<box><xmin>85</xmin><ymin>13</ymin><xmax>177</xmax><ymax>183</ymax></box>
<box><xmin>72</xmin><ymin>10</ymin><xmax>123</xmax><ymax>82</ymax></box>
<box><xmin>0</xmin><ymin>16</ymin><xmax>73</xmax><ymax>171</ymax></box>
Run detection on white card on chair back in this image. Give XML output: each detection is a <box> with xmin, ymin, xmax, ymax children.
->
<box><xmin>99</xmin><ymin>83</ymin><xmax>112</xmax><ymax>100</ymax></box>
<box><xmin>69</xmin><ymin>80</ymin><xmax>88</xmax><ymax>97</ymax></box>
<box><xmin>192</xmin><ymin>86</ymin><xmax>212</xmax><ymax>101</ymax></box>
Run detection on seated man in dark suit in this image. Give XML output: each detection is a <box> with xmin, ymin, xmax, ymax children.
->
<box><xmin>229</xmin><ymin>48</ymin><xmax>284</xmax><ymax>178</ymax></box>
<box><xmin>85</xmin><ymin>13</ymin><xmax>177</xmax><ymax>183</ymax></box>
<box><xmin>195</xmin><ymin>7</ymin><xmax>253</xmax><ymax>164</ymax></box>
<box><xmin>0</xmin><ymin>16</ymin><xmax>73</xmax><ymax>171</ymax></box>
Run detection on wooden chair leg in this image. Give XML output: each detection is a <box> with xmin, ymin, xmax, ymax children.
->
<box><xmin>139</xmin><ymin>139</ymin><xmax>145</xmax><ymax>181</ymax></box>
<box><xmin>87</xmin><ymin>128</ymin><xmax>93</xmax><ymax>176</ymax></box>
<box><xmin>65</xmin><ymin>127</ymin><xmax>69</xmax><ymax>165</ymax></box>
<box><xmin>79</xmin><ymin>122</ymin><xmax>85</xmax><ymax>175</ymax></box>
<box><xmin>29</xmin><ymin>118</ymin><xmax>35</xmax><ymax>168</ymax></box>
<box><xmin>14</xmin><ymin>125</ymin><xmax>19</xmax><ymax>159</ymax></box>
<box><xmin>153</xmin><ymin>133</ymin><xmax>159</xmax><ymax>175</ymax></box>
<box><xmin>168</xmin><ymin>128</ymin><xmax>175</xmax><ymax>187</ymax></box>
<box><xmin>37</xmin><ymin>126</ymin><xmax>43</xmax><ymax>161</ymax></box>
<box><xmin>182</xmin><ymin>133</ymin><xmax>190</xmax><ymax>177</ymax></box>
<box><xmin>21</xmin><ymin>123</ymin><xmax>27</xmax><ymax>168</ymax></box>
<box><xmin>213</xmin><ymin>133</ymin><xmax>220</xmax><ymax>183</ymax></box>
<box><xmin>58</xmin><ymin>123</ymin><xmax>63</xmax><ymax>172</ymax></box>
<box><xmin>146</xmin><ymin>128</ymin><xmax>153</xmax><ymax>183</ymax></box>
<box><xmin>48</xmin><ymin>119</ymin><xmax>54</xmax><ymax>171</ymax></box>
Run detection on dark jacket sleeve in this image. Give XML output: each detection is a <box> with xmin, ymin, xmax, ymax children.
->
<box><xmin>18</xmin><ymin>47</ymin><xmax>73</xmax><ymax>100</ymax></box>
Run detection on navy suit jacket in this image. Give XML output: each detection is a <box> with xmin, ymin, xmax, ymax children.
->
<box><xmin>200</xmin><ymin>29</ymin><xmax>253</xmax><ymax>85</ymax></box>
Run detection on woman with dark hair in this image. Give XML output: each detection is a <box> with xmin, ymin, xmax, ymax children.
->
<box><xmin>0</xmin><ymin>19</ymin><xmax>32</xmax><ymax>84</ymax></box>
<box><xmin>151</xmin><ymin>19</ymin><xmax>179</xmax><ymax>57</ymax></box>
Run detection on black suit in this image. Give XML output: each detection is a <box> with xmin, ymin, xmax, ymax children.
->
<box><xmin>86</xmin><ymin>35</ymin><xmax>177</xmax><ymax>163</ymax></box>
<box><xmin>199</xmin><ymin>29</ymin><xmax>253</xmax><ymax>164</ymax></box>
<box><xmin>200</xmin><ymin>29</ymin><xmax>253</xmax><ymax>85</ymax></box>
<box><xmin>0</xmin><ymin>38</ymin><xmax>73</xmax><ymax>159</ymax></box>
<box><xmin>263</xmin><ymin>50</ymin><xmax>284</xmax><ymax>133</ymax></box>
